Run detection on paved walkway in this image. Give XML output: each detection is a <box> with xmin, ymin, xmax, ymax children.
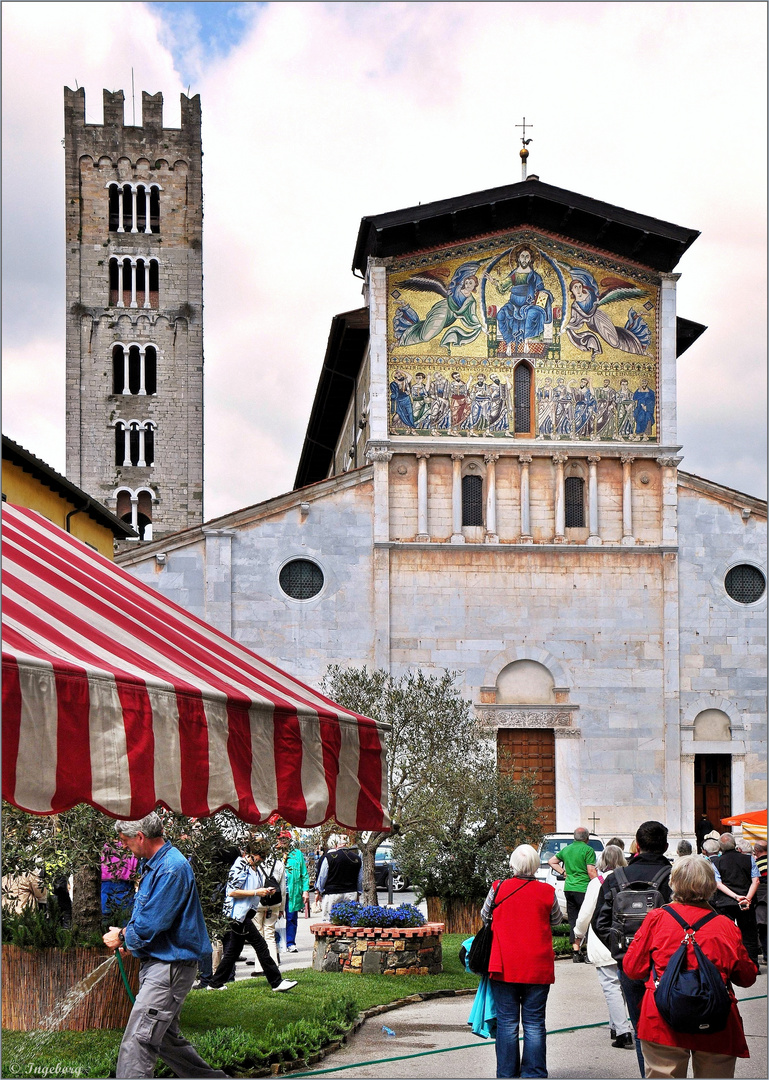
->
<box><xmin>297</xmin><ymin>963</ymin><xmax>767</xmax><ymax>1080</ymax></box>
<box><xmin>230</xmin><ymin>909</ymin><xmax>766</xmax><ymax>1079</ymax></box>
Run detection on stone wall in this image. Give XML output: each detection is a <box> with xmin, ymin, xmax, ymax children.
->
<box><xmin>311</xmin><ymin>923</ymin><xmax>443</xmax><ymax>975</ymax></box>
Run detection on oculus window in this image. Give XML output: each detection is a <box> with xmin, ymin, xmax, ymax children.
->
<box><xmin>279</xmin><ymin>559</ymin><xmax>324</xmax><ymax>600</ymax></box>
<box><xmin>724</xmin><ymin>564</ymin><xmax>766</xmax><ymax>605</ymax></box>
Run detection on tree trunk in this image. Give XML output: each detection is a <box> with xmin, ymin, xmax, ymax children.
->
<box><xmin>72</xmin><ymin>862</ymin><xmax>102</xmax><ymax>934</ymax></box>
<box><xmin>361</xmin><ymin>845</ymin><xmax>378</xmax><ymax>905</ymax></box>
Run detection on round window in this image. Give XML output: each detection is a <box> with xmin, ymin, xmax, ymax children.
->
<box><xmin>724</xmin><ymin>564</ymin><xmax>766</xmax><ymax>605</ymax></box>
<box><xmin>279</xmin><ymin>559</ymin><xmax>324</xmax><ymax>600</ymax></box>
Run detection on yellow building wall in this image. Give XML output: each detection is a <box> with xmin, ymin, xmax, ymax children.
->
<box><xmin>2</xmin><ymin>460</ymin><xmax>116</xmax><ymax>558</ymax></box>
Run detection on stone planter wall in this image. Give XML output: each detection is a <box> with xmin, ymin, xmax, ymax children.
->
<box><xmin>311</xmin><ymin>923</ymin><xmax>444</xmax><ymax>975</ymax></box>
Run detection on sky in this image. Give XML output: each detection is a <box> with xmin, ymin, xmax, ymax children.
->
<box><xmin>2</xmin><ymin>1</ymin><xmax>767</xmax><ymax>521</ymax></box>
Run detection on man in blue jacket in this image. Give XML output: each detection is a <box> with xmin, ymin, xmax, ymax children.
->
<box><xmin>103</xmin><ymin>812</ymin><xmax>228</xmax><ymax>1079</ymax></box>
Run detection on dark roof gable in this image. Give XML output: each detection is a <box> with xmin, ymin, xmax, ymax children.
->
<box><xmin>353</xmin><ymin>176</ymin><xmax>699</xmax><ymax>275</ymax></box>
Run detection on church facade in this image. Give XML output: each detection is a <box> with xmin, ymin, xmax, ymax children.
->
<box><xmin>116</xmin><ymin>178</ymin><xmax>766</xmax><ymax>840</ymax></box>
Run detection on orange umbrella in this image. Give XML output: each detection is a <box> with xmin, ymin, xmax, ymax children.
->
<box><xmin>720</xmin><ymin>809</ymin><xmax>767</xmax><ymax>841</ymax></box>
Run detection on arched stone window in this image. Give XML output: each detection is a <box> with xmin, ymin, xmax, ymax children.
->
<box><xmin>109</xmin><ymin>257</ymin><xmax>159</xmax><ymax>309</ymax></box>
<box><xmin>114</xmin><ymin>421</ymin><xmax>155</xmax><ymax>467</ymax></box>
<box><xmin>462</xmin><ymin>473</ymin><xmax>483</xmax><ymax>526</ymax></box>
<box><xmin>565</xmin><ymin>475</ymin><xmax>585</xmax><ymax>528</ymax></box>
<box><xmin>513</xmin><ymin>362</ymin><xmax>533</xmax><ymax>435</ymax></box>
<box><xmin>112</xmin><ymin>344</ymin><xmax>158</xmax><ymax>395</ymax></box>
<box><xmin>693</xmin><ymin>709</ymin><xmax>731</xmax><ymax>741</ymax></box>
<box><xmin>108</xmin><ymin>182</ymin><xmax>161</xmax><ymax>233</ymax></box>
<box><xmin>496</xmin><ymin>660</ymin><xmax>556</xmax><ymax>704</ymax></box>
<box><xmin>115</xmin><ymin>487</ymin><xmax>154</xmax><ymax>540</ymax></box>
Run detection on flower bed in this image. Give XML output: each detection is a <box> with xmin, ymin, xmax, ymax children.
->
<box><xmin>311</xmin><ymin>922</ymin><xmax>444</xmax><ymax>976</ymax></box>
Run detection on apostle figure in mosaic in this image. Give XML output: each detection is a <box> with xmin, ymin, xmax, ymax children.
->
<box><xmin>428</xmin><ymin>371</ymin><xmax>451</xmax><ymax>431</ymax></box>
<box><xmin>565</xmin><ymin>268</ymin><xmax>650</xmax><ymax>356</ymax></box>
<box><xmin>616</xmin><ymin>379</ymin><xmax>634</xmax><ymax>439</ymax></box>
<box><xmin>573</xmin><ymin>378</ymin><xmax>598</xmax><ymax>438</ymax></box>
<box><xmin>488</xmin><ymin>376</ymin><xmax>511</xmax><ymax>433</ymax></box>
<box><xmin>633</xmin><ymin>380</ymin><xmax>656</xmax><ymax>439</ymax></box>
<box><xmin>537</xmin><ymin>377</ymin><xmax>556</xmax><ymax>438</ymax></box>
<box><xmin>594</xmin><ymin>378</ymin><xmax>618</xmax><ymax>439</ymax></box>
<box><xmin>469</xmin><ymin>375</ymin><xmax>492</xmax><ymax>434</ymax></box>
<box><xmin>410</xmin><ymin>372</ymin><xmax>430</xmax><ymax>428</ymax></box>
<box><xmin>554</xmin><ymin>378</ymin><xmax>574</xmax><ymax>438</ymax></box>
<box><xmin>390</xmin><ymin>371</ymin><xmax>415</xmax><ymax>429</ymax></box>
<box><xmin>492</xmin><ymin>246</ymin><xmax>553</xmax><ymax>353</ymax></box>
<box><xmin>450</xmin><ymin>371</ymin><xmax>471</xmax><ymax>431</ymax></box>
<box><xmin>392</xmin><ymin>263</ymin><xmax>483</xmax><ymax>349</ymax></box>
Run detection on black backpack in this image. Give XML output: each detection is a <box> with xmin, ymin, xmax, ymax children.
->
<box><xmin>610</xmin><ymin>864</ymin><xmax>670</xmax><ymax>959</ymax></box>
<box><xmin>653</xmin><ymin>906</ymin><xmax>732</xmax><ymax>1034</ymax></box>
<box><xmin>259</xmin><ymin>859</ymin><xmax>281</xmax><ymax>907</ymax></box>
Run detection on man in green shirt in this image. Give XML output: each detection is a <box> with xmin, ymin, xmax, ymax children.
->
<box><xmin>548</xmin><ymin>827</ymin><xmax>597</xmax><ymax>962</ymax></box>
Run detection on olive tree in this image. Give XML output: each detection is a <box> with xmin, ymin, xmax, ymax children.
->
<box><xmin>320</xmin><ymin>666</ymin><xmax>542</xmax><ymax>905</ymax></box>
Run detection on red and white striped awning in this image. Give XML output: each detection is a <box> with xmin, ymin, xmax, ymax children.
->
<box><xmin>2</xmin><ymin>504</ymin><xmax>389</xmax><ymax>830</ymax></box>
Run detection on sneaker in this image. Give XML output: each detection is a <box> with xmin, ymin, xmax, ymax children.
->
<box><xmin>286</xmin><ymin>945</ymin><xmax>299</xmax><ymax>953</ymax></box>
<box><xmin>272</xmin><ymin>979</ymin><xmax>298</xmax><ymax>993</ymax></box>
<box><xmin>205</xmin><ymin>983</ymin><xmax>228</xmax><ymax>991</ymax></box>
<box><xmin>612</xmin><ymin>1032</ymin><xmax>634</xmax><ymax>1049</ymax></box>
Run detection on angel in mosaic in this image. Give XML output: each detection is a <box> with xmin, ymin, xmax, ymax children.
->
<box><xmin>392</xmin><ymin>262</ymin><xmax>483</xmax><ymax>348</ymax></box>
<box><xmin>565</xmin><ymin>268</ymin><xmax>650</xmax><ymax>356</ymax></box>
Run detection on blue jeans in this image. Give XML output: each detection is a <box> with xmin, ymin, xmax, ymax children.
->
<box><xmin>490</xmin><ymin>980</ymin><xmax>550</xmax><ymax>1078</ymax></box>
<box><xmin>285</xmin><ymin>909</ymin><xmax>298</xmax><ymax>947</ymax></box>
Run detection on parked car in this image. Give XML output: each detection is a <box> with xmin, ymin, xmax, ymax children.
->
<box><xmin>374</xmin><ymin>844</ymin><xmax>410</xmax><ymax>892</ymax></box>
<box><xmin>535</xmin><ymin>833</ymin><xmax>605</xmax><ymax>917</ymax></box>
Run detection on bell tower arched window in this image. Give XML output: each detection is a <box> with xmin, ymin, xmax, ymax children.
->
<box><xmin>108</xmin><ymin>182</ymin><xmax>161</xmax><ymax>233</ymax></box>
<box><xmin>114</xmin><ymin>421</ymin><xmax>155</xmax><ymax>467</ymax></box>
<box><xmin>109</xmin><ymin>257</ymin><xmax>159</xmax><ymax>308</ymax></box>
<box><xmin>112</xmin><ymin>344</ymin><xmax>158</xmax><ymax>395</ymax></box>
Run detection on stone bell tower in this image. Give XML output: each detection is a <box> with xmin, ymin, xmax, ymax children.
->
<box><xmin>64</xmin><ymin>87</ymin><xmax>203</xmax><ymax>540</ymax></box>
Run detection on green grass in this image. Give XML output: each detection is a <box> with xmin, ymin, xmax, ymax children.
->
<box><xmin>2</xmin><ymin>931</ymin><xmax>575</xmax><ymax>1077</ymax></box>
<box><xmin>2</xmin><ymin>933</ymin><xmax>478</xmax><ymax>1078</ymax></box>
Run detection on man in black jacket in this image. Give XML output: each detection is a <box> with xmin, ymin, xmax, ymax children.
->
<box><xmin>714</xmin><ymin>832</ymin><xmax>760</xmax><ymax>966</ymax></box>
<box><xmin>316</xmin><ymin>834</ymin><xmax>363</xmax><ymax>920</ymax></box>
<box><xmin>594</xmin><ymin>821</ymin><xmax>672</xmax><ymax>1079</ymax></box>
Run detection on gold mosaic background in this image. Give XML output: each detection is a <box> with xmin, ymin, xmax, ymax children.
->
<box><xmin>386</xmin><ymin>231</ymin><xmax>659</xmax><ymax>442</ymax></box>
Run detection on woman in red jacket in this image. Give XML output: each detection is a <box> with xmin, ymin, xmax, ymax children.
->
<box><xmin>623</xmin><ymin>855</ymin><xmax>756</xmax><ymax>1078</ymax></box>
<box><xmin>480</xmin><ymin>844</ymin><xmax>562</xmax><ymax>1078</ymax></box>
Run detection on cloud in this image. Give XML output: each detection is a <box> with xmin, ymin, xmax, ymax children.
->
<box><xmin>2</xmin><ymin>0</ymin><xmax>766</xmax><ymax>517</ymax></box>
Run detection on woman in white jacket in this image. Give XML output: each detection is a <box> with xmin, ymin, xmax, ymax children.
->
<box><xmin>574</xmin><ymin>844</ymin><xmax>634</xmax><ymax>1050</ymax></box>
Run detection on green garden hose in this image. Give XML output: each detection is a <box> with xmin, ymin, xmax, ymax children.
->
<box><xmin>114</xmin><ymin>949</ymin><xmax>136</xmax><ymax>1004</ymax></box>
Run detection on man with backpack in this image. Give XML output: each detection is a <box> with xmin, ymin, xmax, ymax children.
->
<box><xmin>595</xmin><ymin>820</ymin><xmax>672</xmax><ymax>1078</ymax></box>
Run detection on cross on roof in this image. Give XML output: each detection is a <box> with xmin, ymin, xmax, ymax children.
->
<box><xmin>516</xmin><ymin>116</ymin><xmax>533</xmax><ymax>146</ymax></box>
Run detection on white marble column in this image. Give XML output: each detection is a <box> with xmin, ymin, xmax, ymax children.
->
<box><xmin>484</xmin><ymin>453</ymin><xmax>499</xmax><ymax>543</ymax></box>
<box><xmin>137</xmin><ymin>426</ymin><xmax>146</xmax><ymax>468</ymax></box>
<box><xmin>138</xmin><ymin>347</ymin><xmax>147</xmax><ymax>396</ymax></box>
<box><xmin>553</xmin><ymin>452</ymin><xmax>568</xmax><ymax>541</ymax></box>
<box><xmin>116</xmin><ymin>260</ymin><xmax>125</xmax><ymax>307</ymax></box>
<box><xmin>143</xmin><ymin>186</ymin><xmax>152</xmax><ymax>234</ymax></box>
<box><xmin>621</xmin><ymin>454</ymin><xmax>635</xmax><ymax>545</ymax></box>
<box><xmin>519</xmin><ymin>454</ymin><xmax>532</xmax><ymax>541</ymax></box>
<box><xmin>143</xmin><ymin>261</ymin><xmax>153</xmax><ymax>309</ymax></box>
<box><xmin>416</xmin><ymin>452</ymin><xmax>430</xmax><ymax>541</ymax></box>
<box><xmin>129</xmin><ymin>495</ymin><xmax>139</xmax><ymax>532</ymax></box>
<box><xmin>117</xmin><ymin>187</ymin><xmax>125</xmax><ymax>233</ymax></box>
<box><xmin>122</xmin><ymin>426</ymin><xmax>131</xmax><ymax>466</ymax></box>
<box><xmin>130</xmin><ymin>186</ymin><xmax>138</xmax><ymax>233</ymax></box>
<box><xmin>130</xmin><ymin>260</ymin><xmax>138</xmax><ymax>308</ymax></box>
<box><xmin>122</xmin><ymin>347</ymin><xmax>130</xmax><ymax>395</ymax></box>
<box><xmin>451</xmin><ymin>453</ymin><xmax>464</xmax><ymax>543</ymax></box>
<box><xmin>587</xmin><ymin>455</ymin><xmax>601</xmax><ymax>545</ymax></box>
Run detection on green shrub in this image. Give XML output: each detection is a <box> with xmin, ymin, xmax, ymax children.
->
<box><xmin>1</xmin><ymin>902</ymin><xmax>104</xmax><ymax>950</ymax></box>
